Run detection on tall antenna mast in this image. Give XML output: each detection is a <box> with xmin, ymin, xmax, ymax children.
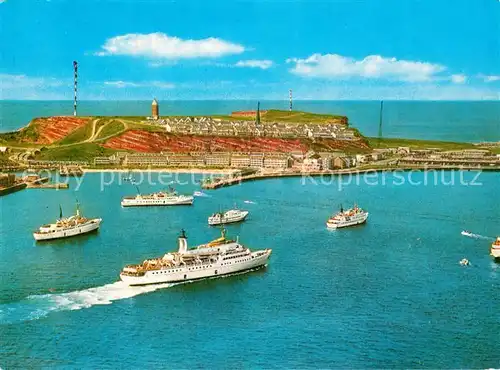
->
<box><xmin>289</xmin><ymin>89</ymin><xmax>293</xmax><ymax>111</ymax></box>
<box><xmin>256</xmin><ymin>101</ymin><xmax>261</xmax><ymax>125</ymax></box>
<box><xmin>377</xmin><ymin>100</ymin><xmax>384</xmax><ymax>146</ymax></box>
<box><xmin>73</xmin><ymin>61</ymin><xmax>78</xmax><ymax>116</ymax></box>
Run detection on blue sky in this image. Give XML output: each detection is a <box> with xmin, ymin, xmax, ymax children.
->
<box><xmin>1</xmin><ymin>0</ymin><xmax>499</xmax><ymax>100</ymax></box>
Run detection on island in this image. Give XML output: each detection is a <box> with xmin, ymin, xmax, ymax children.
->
<box><xmin>1</xmin><ymin>105</ymin><xmax>499</xmax><ymax>193</ymax></box>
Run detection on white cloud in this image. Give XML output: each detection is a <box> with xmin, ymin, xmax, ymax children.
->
<box><xmin>451</xmin><ymin>74</ymin><xmax>467</xmax><ymax>84</ymax></box>
<box><xmin>0</xmin><ymin>73</ymin><xmax>64</xmax><ymax>89</ymax></box>
<box><xmin>478</xmin><ymin>74</ymin><xmax>500</xmax><ymax>83</ymax></box>
<box><xmin>287</xmin><ymin>53</ymin><xmax>446</xmax><ymax>82</ymax></box>
<box><xmin>0</xmin><ymin>74</ymin><xmax>70</xmax><ymax>99</ymax></box>
<box><xmin>104</xmin><ymin>80</ymin><xmax>175</xmax><ymax>89</ymax></box>
<box><xmin>104</xmin><ymin>81</ymin><xmax>139</xmax><ymax>88</ymax></box>
<box><xmin>151</xmin><ymin>81</ymin><xmax>175</xmax><ymax>89</ymax></box>
<box><xmin>96</xmin><ymin>33</ymin><xmax>245</xmax><ymax>60</ymax></box>
<box><xmin>235</xmin><ymin>59</ymin><xmax>273</xmax><ymax>69</ymax></box>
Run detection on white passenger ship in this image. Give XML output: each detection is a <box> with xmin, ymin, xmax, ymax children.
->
<box><xmin>120</xmin><ymin>229</ymin><xmax>272</xmax><ymax>286</ymax></box>
<box><xmin>33</xmin><ymin>203</ymin><xmax>102</xmax><ymax>241</ymax></box>
<box><xmin>326</xmin><ymin>204</ymin><xmax>369</xmax><ymax>229</ymax></box>
<box><xmin>491</xmin><ymin>237</ymin><xmax>500</xmax><ymax>260</ymax></box>
<box><xmin>208</xmin><ymin>209</ymin><xmax>249</xmax><ymax>226</ymax></box>
<box><xmin>121</xmin><ymin>188</ymin><xmax>194</xmax><ymax>207</ymax></box>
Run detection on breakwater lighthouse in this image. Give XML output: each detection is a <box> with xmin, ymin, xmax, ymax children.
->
<box><xmin>152</xmin><ymin>98</ymin><xmax>159</xmax><ymax>119</ymax></box>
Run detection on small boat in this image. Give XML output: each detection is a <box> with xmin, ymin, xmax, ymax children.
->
<box><xmin>208</xmin><ymin>209</ymin><xmax>249</xmax><ymax>226</ymax></box>
<box><xmin>491</xmin><ymin>237</ymin><xmax>500</xmax><ymax>260</ymax></box>
<box><xmin>59</xmin><ymin>165</ymin><xmax>83</xmax><ymax>177</ymax></box>
<box><xmin>461</xmin><ymin>230</ymin><xmax>473</xmax><ymax>237</ymax></box>
<box><xmin>326</xmin><ymin>204</ymin><xmax>368</xmax><ymax>229</ymax></box>
<box><xmin>459</xmin><ymin>258</ymin><xmax>470</xmax><ymax>266</ymax></box>
<box><xmin>123</xmin><ymin>173</ymin><xmax>133</xmax><ymax>182</ymax></box>
<box><xmin>33</xmin><ymin>202</ymin><xmax>102</xmax><ymax>241</ymax></box>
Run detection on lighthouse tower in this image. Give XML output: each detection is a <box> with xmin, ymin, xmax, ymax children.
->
<box><xmin>152</xmin><ymin>98</ymin><xmax>159</xmax><ymax>120</ymax></box>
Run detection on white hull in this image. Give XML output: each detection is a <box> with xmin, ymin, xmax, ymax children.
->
<box><xmin>326</xmin><ymin>213</ymin><xmax>368</xmax><ymax>229</ymax></box>
<box><xmin>491</xmin><ymin>247</ymin><xmax>500</xmax><ymax>259</ymax></box>
<box><xmin>120</xmin><ymin>249</ymin><xmax>271</xmax><ymax>286</ymax></box>
<box><xmin>208</xmin><ymin>211</ymin><xmax>249</xmax><ymax>226</ymax></box>
<box><xmin>121</xmin><ymin>196</ymin><xmax>194</xmax><ymax>207</ymax></box>
<box><xmin>33</xmin><ymin>219</ymin><xmax>102</xmax><ymax>241</ymax></box>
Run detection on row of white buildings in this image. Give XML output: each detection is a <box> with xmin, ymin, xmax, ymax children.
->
<box><xmin>148</xmin><ymin>116</ymin><xmax>358</xmax><ymax>140</ymax></box>
<box><xmin>93</xmin><ymin>151</ymin><xmax>359</xmax><ymax>170</ymax></box>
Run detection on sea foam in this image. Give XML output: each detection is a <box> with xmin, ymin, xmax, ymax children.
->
<box><xmin>0</xmin><ymin>281</ymin><xmax>173</xmax><ymax>325</ymax></box>
<box><xmin>462</xmin><ymin>232</ymin><xmax>494</xmax><ymax>240</ymax></box>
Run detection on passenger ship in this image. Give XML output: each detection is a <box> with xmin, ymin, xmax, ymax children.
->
<box><xmin>326</xmin><ymin>204</ymin><xmax>369</xmax><ymax>229</ymax></box>
<box><xmin>121</xmin><ymin>188</ymin><xmax>194</xmax><ymax>207</ymax></box>
<box><xmin>120</xmin><ymin>229</ymin><xmax>272</xmax><ymax>286</ymax></box>
<box><xmin>491</xmin><ymin>237</ymin><xmax>500</xmax><ymax>260</ymax></box>
<box><xmin>33</xmin><ymin>203</ymin><xmax>102</xmax><ymax>241</ymax></box>
<box><xmin>208</xmin><ymin>209</ymin><xmax>249</xmax><ymax>226</ymax></box>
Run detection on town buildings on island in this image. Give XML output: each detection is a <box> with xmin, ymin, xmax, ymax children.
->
<box><xmin>2</xmin><ymin>98</ymin><xmax>500</xmax><ymax>175</ymax></box>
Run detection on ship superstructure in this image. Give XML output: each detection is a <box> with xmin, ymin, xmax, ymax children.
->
<box><xmin>208</xmin><ymin>209</ymin><xmax>249</xmax><ymax>226</ymax></box>
<box><xmin>121</xmin><ymin>187</ymin><xmax>194</xmax><ymax>207</ymax></box>
<box><xmin>33</xmin><ymin>203</ymin><xmax>102</xmax><ymax>241</ymax></box>
<box><xmin>120</xmin><ymin>229</ymin><xmax>271</xmax><ymax>286</ymax></box>
<box><xmin>326</xmin><ymin>204</ymin><xmax>368</xmax><ymax>229</ymax></box>
<box><xmin>491</xmin><ymin>237</ymin><xmax>500</xmax><ymax>260</ymax></box>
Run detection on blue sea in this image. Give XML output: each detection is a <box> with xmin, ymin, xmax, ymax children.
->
<box><xmin>1</xmin><ymin>100</ymin><xmax>499</xmax><ymax>142</ymax></box>
<box><xmin>1</xmin><ymin>101</ymin><xmax>500</xmax><ymax>368</ymax></box>
<box><xmin>0</xmin><ymin>171</ymin><xmax>499</xmax><ymax>368</ymax></box>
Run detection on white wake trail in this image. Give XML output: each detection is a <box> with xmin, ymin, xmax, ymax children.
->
<box><xmin>193</xmin><ymin>191</ymin><xmax>210</xmax><ymax>197</ymax></box>
<box><xmin>0</xmin><ymin>281</ymin><xmax>174</xmax><ymax>324</ymax></box>
<box><xmin>0</xmin><ymin>266</ymin><xmax>267</xmax><ymax>325</ymax></box>
<box><xmin>461</xmin><ymin>232</ymin><xmax>495</xmax><ymax>240</ymax></box>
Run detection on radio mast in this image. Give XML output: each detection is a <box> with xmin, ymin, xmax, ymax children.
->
<box><xmin>73</xmin><ymin>61</ymin><xmax>78</xmax><ymax>116</ymax></box>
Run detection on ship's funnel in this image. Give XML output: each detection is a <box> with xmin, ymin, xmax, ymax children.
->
<box><xmin>178</xmin><ymin>229</ymin><xmax>188</xmax><ymax>253</ymax></box>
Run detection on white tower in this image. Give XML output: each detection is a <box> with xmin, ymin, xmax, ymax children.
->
<box><xmin>289</xmin><ymin>89</ymin><xmax>292</xmax><ymax>111</ymax></box>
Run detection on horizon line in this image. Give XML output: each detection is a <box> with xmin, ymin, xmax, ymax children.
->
<box><xmin>1</xmin><ymin>99</ymin><xmax>499</xmax><ymax>102</ymax></box>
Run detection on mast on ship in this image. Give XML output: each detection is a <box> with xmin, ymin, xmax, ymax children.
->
<box><xmin>76</xmin><ymin>200</ymin><xmax>81</xmax><ymax>217</ymax></box>
<box><xmin>59</xmin><ymin>205</ymin><xmax>63</xmax><ymax>219</ymax></box>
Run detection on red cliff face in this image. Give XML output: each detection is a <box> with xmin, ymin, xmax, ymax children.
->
<box><xmin>103</xmin><ymin>130</ymin><xmax>369</xmax><ymax>153</ymax></box>
<box><xmin>27</xmin><ymin>117</ymin><xmax>90</xmax><ymax>144</ymax></box>
<box><xmin>103</xmin><ymin>130</ymin><xmax>308</xmax><ymax>153</ymax></box>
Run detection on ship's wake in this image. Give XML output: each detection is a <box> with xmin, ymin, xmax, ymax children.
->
<box><xmin>461</xmin><ymin>231</ymin><xmax>495</xmax><ymax>240</ymax></box>
<box><xmin>0</xmin><ymin>266</ymin><xmax>267</xmax><ymax>325</ymax></box>
<box><xmin>0</xmin><ymin>281</ymin><xmax>173</xmax><ymax>325</ymax></box>
<box><xmin>193</xmin><ymin>191</ymin><xmax>210</xmax><ymax>197</ymax></box>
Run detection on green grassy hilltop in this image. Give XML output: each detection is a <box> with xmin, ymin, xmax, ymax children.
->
<box><xmin>367</xmin><ymin>137</ymin><xmax>477</xmax><ymax>151</ymax></box>
<box><xmin>0</xmin><ymin>110</ymin><xmax>496</xmax><ymax>165</ymax></box>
